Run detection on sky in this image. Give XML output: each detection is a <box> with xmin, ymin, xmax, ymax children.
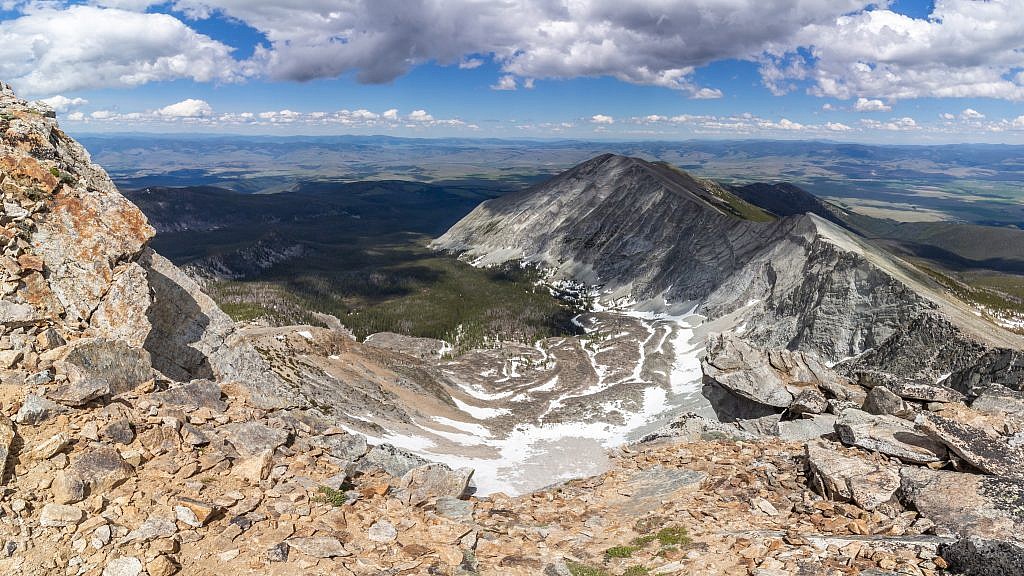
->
<box><xmin>2</xmin><ymin>0</ymin><xmax>1024</xmax><ymax>143</ymax></box>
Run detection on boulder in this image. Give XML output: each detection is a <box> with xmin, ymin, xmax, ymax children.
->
<box><xmin>54</xmin><ymin>445</ymin><xmax>134</xmax><ymax>503</ymax></box>
<box><xmin>286</xmin><ymin>536</ymin><xmax>351</xmax><ymax>558</ymax></box>
<box><xmin>916</xmin><ymin>413</ymin><xmax>1024</xmax><ymax>479</ymax></box>
<box><xmin>776</xmin><ymin>414</ymin><xmax>836</xmax><ymax>441</ymax></box>
<box><xmin>885</xmin><ymin>379</ymin><xmax>964</xmax><ymax>404</ymax></box>
<box><xmin>101</xmin><ymin>557</ymin><xmax>143</xmax><ymax>576</ymax></box>
<box><xmin>323</xmin><ymin>430</ymin><xmax>372</xmax><ymax>461</ymax></box>
<box><xmin>47</xmin><ymin>339</ymin><xmax>152</xmax><ymax>405</ymax></box>
<box><xmin>14</xmin><ymin>393</ymin><xmax>65</xmax><ymax>424</ymax></box>
<box><xmin>789</xmin><ymin>389</ymin><xmax>829</xmax><ymax>415</ymax></box>
<box><xmin>149</xmin><ymin>379</ymin><xmax>226</xmax><ymax>412</ymax></box>
<box><xmin>971</xmin><ymin>383</ymin><xmax>1024</xmax><ymax>433</ymax></box>
<box><xmin>834</xmin><ymin>409</ymin><xmax>947</xmax><ymax>464</ymax></box>
<box><xmin>88</xmin><ymin>262</ymin><xmax>152</xmax><ymax>347</ymax></box>
<box><xmin>806</xmin><ymin>440</ymin><xmax>899</xmax><ymax>511</ymax></box>
<box><xmin>397</xmin><ymin>463</ymin><xmax>474</xmax><ymax>505</ymax></box>
<box><xmin>900</xmin><ymin>467</ymin><xmax>1024</xmax><ymax>575</ymax></box>
<box><xmin>367</xmin><ymin>519</ymin><xmax>398</xmax><ymax>543</ymax></box>
<box><xmin>220</xmin><ymin>422</ymin><xmax>289</xmax><ymax>458</ymax></box>
<box><xmin>862</xmin><ymin>386</ymin><xmax>915</xmax><ymax>420</ymax></box>
<box><xmin>700</xmin><ymin>380</ymin><xmax>782</xmax><ymax>435</ymax></box>
<box><xmin>358</xmin><ymin>444</ymin><xmax>430</xmax><ymax>478</ymax></box>
<box><xmin>701</xmin><ymin>335</ymin><xmax>795</xmax><ymax>409</ymax></box>
<box><xmin>39</xmin><ymin>503</ymin><xmax>83</xmax><ymax>527</ymax></box>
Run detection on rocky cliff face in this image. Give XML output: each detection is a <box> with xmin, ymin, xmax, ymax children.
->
<box><xmin>435</xmin><ymin>153</ymin><xmax>1024</xmax><ymax>377</ymax></box>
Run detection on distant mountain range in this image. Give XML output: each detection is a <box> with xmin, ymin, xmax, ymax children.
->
<box><xmin>82</xmin><ymin>134</ymin><xmax>1024</xmax><ymax>227</ymax></box>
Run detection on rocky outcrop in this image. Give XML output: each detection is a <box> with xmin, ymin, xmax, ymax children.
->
<box><xmin>835</xmin><ymin>408</ymin><xmax>947</xmax><ymax>464</ymax></box>
<box><xmin>806</xmin><ymin>440</ymin><xmax>900</xmax><ymax>511</ymax></box>
<box><xmin>916</xmin><ymin>413</ymin><xmax>1024</xmax><ymax>479</ymax></box>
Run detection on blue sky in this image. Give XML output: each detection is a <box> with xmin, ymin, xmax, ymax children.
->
<box><xmin>2</xmin><ymin>0</ymin><xmax>1023</xmax><ymax>143</ymax></box>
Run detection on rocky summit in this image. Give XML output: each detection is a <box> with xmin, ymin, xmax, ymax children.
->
<box><xmin>0</xmin><ymin>79</ymin><xmax>1023</xmax><ymax>576</ymax></box>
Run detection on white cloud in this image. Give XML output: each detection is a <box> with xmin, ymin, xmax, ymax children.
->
<box><xmin>157</xmin><ymin>98</ymin><xmax>213</xmax><ymax>118</ymax></box>
<box><xmin>940</xmin><ymin>112</ymin><xmax>956</xmax><ymax>121</ymax></box>
<box><xmin>822</xmin><ymin>103</ymin><xmax>836</xmax><ymax>111</ymax></box>
<box><xmin>39</xmin><ymin>95</ymin><xmax>88</xmax><ymax>112</ymax></box>
<box><xmin>458</xmin><ymin>58</ymin><xmax>483</xmax><ymax>69</ymax></box>
<box><xmin>0</xmin><ymin>5</ymin><xmax>242</xmax><ymax>96</ymax></box>
<box><xmin>90</xmin><ymin>110</ymin><xmax>115</xmax><ymax>120</ymax></box>
<box><xmin>825</xmin><ymin>122</ymin><xmax>852</xmax><ymax>131</ymax></box>
<box><xmin>163</xmin><ymin>0</ymin><xmax>868</xmax><ymax>98</ymax></box>
<box><xmin>523</xmin><ymin>78</ymin><xmax>535</xmax><ymax>90</ymax></box>
<box><xmin>1014</xmin><ymin>115</ymin><xmax>1024</xmax><ymax>129</ymax></box>
<box><xmin>66</xmin><ymin>111</ymin><xmax>85</xmax><ymax>122</ymax></box>
<box><xmin>590</xmin><ymin>114</ymin><xmax>614</xmax><ymax>125</ymax></box>
<box><xmin>774</xmin><ymin>2</ymin><xmax>1024</xmax><ymax>101</ymax></box>
<box><xmin>960</xmin><ymin>108</ymin><xmax>985</xmax><ymax>120</ymax></box>
<box><xmin>853</xmin><ymin>98</ymin><xmax>891</xmax><ymax>112</ymax></box>
<box><xmin>860</xmin><ymin>116</ymin><xmax>918</xmax><ymax>131</ymax></box>
<box><xmin>491</xmin><ymin>75</ymin><xmax>517</xmax><ymax>91</ymax></box>
<box><xmin>408</xmin><ymin>110</ymin><xmax>434</xmax><ymax>122</ymax></box>
<box><xmin>382</xmin><ymin>109</ymin><xmax>399</xmax><ymax>121</ymax></box>
<box><xmin>691</xmin><ymin>87</ymin><xmax>723</xmax><ymax>100</ymax></box>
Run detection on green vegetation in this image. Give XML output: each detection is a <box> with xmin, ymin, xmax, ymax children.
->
<box><xmin>655</xmin><ymin>526</ymin><xmax>690</xmax><ymax>546</ymax></box>
<box><xmin>313</xmin><ymin>485</ymin><xmax>347</xmax><ymax>506</ymax></box>
<box><xmin>565</xmin><ymin>561</ymin><xmax>607</xmax><ymax>576</ymax></box>
<box><xmin>622</xmin><ymin>567</ymin><xmax>650</xmax><ymax>576</ymax></box>
<box><xmin>917</xmin><ymin>262</ymin><xmax>1024</xmax><ymax>333</ymax></box>
<box><xmin>604</xmin><ymin>546</ymin><xmax>640</xmax><ymax>559</ymax></box>
<box><xmin>629</xmin><ymin>534</ymin><xmax>657</xmax><ymax>547</ymax></box>
<box><xmin>206</xmin><ymin>237</ymin><xmax>581</xmax><ymax>354</ymax></box>
<box><xmin>136</xmin><ymin>180</ymin><xmax>582</xmax><ymax>355</ymax></box>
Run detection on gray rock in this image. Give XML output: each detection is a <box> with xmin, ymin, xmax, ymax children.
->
<box><xmin>640</xmin><ymin>412</ymin><xmax>758</xmax><ymax>443</ymax></box>
<box><xmin>220</xmin><ymin>422</ymin><xmax>289</xmax><ymax>458</ymax></box>
<box><xmin>39</xmin><ymin>503</ymin><xmax>83</xmax><ymax>527</ymax></box>
<box><xmin>701</xmin><ymin>335</ymin><xmax>794</xmax><ymax>409</ymax></box>
<box><xmin>971</xmin><ymin>383</ymin><xmax>1024</xmax><ymax>425</ymax></box>
<box><xmin>55</xmin><ymin>445</ymin><xmax>134</xmax><ymax>503</ymax></box>
<box><xmin>358</xmin><ymin>443</ymin><xmax>430</xmax><ymax>478</ymax></box>
<box><xmin>434</xmin><ymin>496</ymin><xmax>474</xmax><ymax>522</ymax></box>
<box><xmin>47</xmin><ymin>339</ymin><xmax>152</xmax><ymax>405</ymax></box>
<box><xmin>789</xmin><ymin>388</ymin><xmax>829</xmax><ymax>415</ymax></box>
<box><xmin>776</xmin><ymin>414</ymin><xmax>836</xmax><ymax>441</ymax></box>
<box><xmin>916</xmin><ymin>413</ymin><xmax>1024</xmax><ymax>479</ymax></box>
<box><xmin>862</xmin><ymin>386</ymin><xmax>915</xmax><ymax>419</ymax></box>
<box><xmin>900</xmin><ymin>466</ymin><xmax>1024</xmax><ymax>572</ymax></box>
<box><xmin>265</xmin><ymin>542</ymin><xmax>289</xmax><ymax>562</ymax></box>
<box><xmin>122</xmin><ymin>515</ymin><xmax>177</xmax><ymax>543</ymax></box>
<box><xmin>367</xmin><ymin>519</ymin><xmax>398</xmax><ymax>542</ymax></box>
<box><xmin>14</xmin><ymin>393</ymin><xmax>65</xmax><ymax>424</ymax></box>
<box><xmin>941</xmin><ymin>535</ymin><xmax>1024</xmax><ymax>576</ymax></box>
<box><xmin>885</xmin><ymin>379</ymin><xmax>964</xmax><ymax>403</ymax></box>
<box><xmin>99</xmin><ymin>419</ymin><xmax>135</xmax><ymax>445</ymax></box>
<box><xmin>806</xmin><ymin>440</ymin><xmax>900</xmax><ymax>511</ymax></box>
<box><xmin>0</xmin><ymin>414</ymin><xmax>13</xmax><ymax>482</ymax></box>
<box><xmin>397</xmin><ymin>463</ymin><xmax>474</xmax><ymax>506</ymax></box>
<box><xmin>311</xmin><ymin>432</ymin><xmax>368</xmax><ymax>462</ymax></box>
<box><xmin>700</xmin><ymin>379</ymin><xmax>783</xmax><ymax>435</ymax></box>
<box><xmin>287</xmin><ymin>536</ymin><xmax>350</xmax><ymax>558</ymax></box>
<box><xmin>149</xmin><ymin>379</ymin><xmax>226</xmax><ymax>412</ymax></box>
<box><xmin>101</xmin><ymin>557</ymin><xmax>143</xmax><ymax>576</ymax></box>
<box><xmin>835</xmin><ymin>408</ymin><xmax>947</xmax><ymax>464</ymax></box>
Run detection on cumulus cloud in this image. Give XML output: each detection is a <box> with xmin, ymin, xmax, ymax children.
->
<box><xmin>853</xmin><ymin>98</ymin><xmax>891</xmax><ymax>112</ymax></box>
<box><xmin>0</xmin><ymin>4</ymin><xmax>242</xmax><ymax>96</ymax></box>
<box><xmin>161</xmin><ymin>0</ymin><xmax>870</xmax><ymax>97</ymax></box>
<box><xmin>491</xmin><ymin>75</ymin><xmax>517</xmax><ymax>91</ymax></box>
<box><xmin>960</xmin><ymin>108</ymin><xmax>985</xmax><ymax>120</ymax></box>
<box><xmin>408</xmin><ymin>110</ymin><xmax>434</xmax><ymax>122</ymax></box>
<box><xmin>157</xmin><ymin>98</ymin><xmax>213</xmax><ymax>118</ymax></box>
<box><xmin>774</xmin><ymin>1</ymin><xmax>1024</xmax><ymax>101</ymax></box>
<box><xmin>826</xmin><ymin>122</ymin><xmax>852</xmax><ymax>131</ymax></box>
<box><xmin>590</xmin><ymin>114</ymin><xmax>614</xmax><ymax>124</ymax></box>
<box><xmin>39</xmin><ymin>95</ymin><xmax>88</xmax><ymax>112</ymax></box>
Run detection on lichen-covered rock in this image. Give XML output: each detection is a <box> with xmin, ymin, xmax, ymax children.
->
<box><xmin>806</xmin><ymin>440</ymin><xmax>900</xmax><ymax>511</ymax></box>
<box><xmin>54</xmin><ymin>445</ymin><xmax>134</xmax><ymax>503</ymax></box>
<box><xmin>862</xmin><ymin>385</ymin><xmax>915</xmax><ymax>419</ymax></box>
<box><xmin>916</xmin><ymin>413</ymin><xmax>1024</xmax><ymax>479</ymax></box>
<box><xmin>397</xmin><ymin>463</ymin><xmax>474</xmax><ymax>506</ymax></box>
<box><xmin>46</xmin><ymin>338</ymin><xmax>152</xmax><ymax>405</ymax></box>
<box><xmin>835</xmin><ymin>408</ymin><xmax>947</xmax><ymax>464</ymax></box>
<box><xmin>900</xmin><ymin>466</ymin><xmax>1024</xmax><ymax>574</ymax></box>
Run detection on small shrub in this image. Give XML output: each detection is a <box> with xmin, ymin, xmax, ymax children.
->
<box><xmin>314</xmin><ymin>485</ymin><xmax>347</xmax><ymax>506</ymax></box>
<box><xmin>622</xmin><ymin>567</ymin><xmax>650</xmax><ymax>576</ymax></box>
<box><xmin>656</xmin><ymin>526</ymin><xmax>690</xmax><ymax>546</ymax></box>
<box><xmin>566</xmin><ymin>561</ymin><xmax>607</xmax><ymax>576</ymax></box>
<box><xmin>604</xmin><ymin>546</ymin><xmax>639</xmax><ymax>559</ymax></box>
<box><xmin>630</xmin><ymin>534</ymin><xmax>656</xmax><ymax>547</ymax></box>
